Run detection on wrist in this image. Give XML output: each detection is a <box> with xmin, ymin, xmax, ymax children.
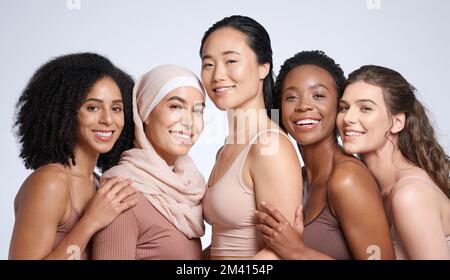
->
<box><xmin>291</xmin><ymin>243</ymin><xmax>308</xmax><ymax>260</ymax></box>
<box><xmin>78</xmin><ymin>215</ymin><xmax>99</xmax><ymax>236</ymax></box>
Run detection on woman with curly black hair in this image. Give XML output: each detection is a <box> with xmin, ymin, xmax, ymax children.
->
<box><xmin>9</xmin><ymin>53</ymin><xmax>138</xmax><ymax>259</ymax></box>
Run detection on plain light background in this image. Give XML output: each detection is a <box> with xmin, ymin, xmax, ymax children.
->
<box><xmin>1</xmin><ymin>0</ymin><xmax>449</xmax><ymax>259</ymax></box>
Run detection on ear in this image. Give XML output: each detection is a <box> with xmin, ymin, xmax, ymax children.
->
<box><xmin>390</xmin><ymin>112</ymin><xmax>405</xmax><ymax>134</ymax></box>
<box><xmin>258</xmin><ymin>62</ymin><xmax>270</xmax><ymax>80</ymax></box>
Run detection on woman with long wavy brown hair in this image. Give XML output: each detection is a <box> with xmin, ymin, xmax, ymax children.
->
<box><xmin>336</xmin><ymin>65</ymin><xmax>450</xmax><ymax>259</ymax></box>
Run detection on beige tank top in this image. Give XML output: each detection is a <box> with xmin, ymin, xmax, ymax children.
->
<box><xmin>202</xmin><ymin>129</ymin><xmax>290</xmax><ymax>258</ymax></box>
<box><xmin>389</xmin><ymin>176</ymin><xmax>450</xmax><ymax>259</ymax></box>
<box><xmin>53</xmin><ymin>167</ymin><xmax>96</xmax><ymax>260</ymax></box>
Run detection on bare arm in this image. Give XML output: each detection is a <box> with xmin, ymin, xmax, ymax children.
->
<box><xmin>9</xmin><ymin>169</ymin><xmax>137</xmax><ymax>260</ymax></box>
<box><xmin>255</xmin><ymin>161</ymin><xmax>395</xmax><ymax>260</ymax></box>
<box><xmin>328</xmin><ymin>162</ymin><xmax>395</xmax><ymax>260</ymax></box>
<box><xmin>249</xmin><ymin>132</ymin><xmax>302</xmax><ymax>260</ymax></box>
<box><xmin>391</xmin><ymin>180</ymin><xmax>450</xmax><ymax>260</ymax></box>
<box><xmin>256</xmin><ymin>202</ymin><xmax>333</xmax><ymax>260</ymax></box>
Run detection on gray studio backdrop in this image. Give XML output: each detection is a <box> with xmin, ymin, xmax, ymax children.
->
<box><xmin>1</xmin><ymin>0</ymin><xmax>449</xmax><ymax>259</ymax></box>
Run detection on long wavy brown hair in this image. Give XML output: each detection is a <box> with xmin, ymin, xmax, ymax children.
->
<box><xmin>346</xmin><ymin>65</ymin><xmax>450</xmax><ymax>199</ymax></box>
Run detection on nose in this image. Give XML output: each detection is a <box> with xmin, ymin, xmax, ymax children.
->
<box><xmin>295</xmin><ymin>96</ymin><xmax>313</xmax><ymax>112</ymax></box>
<box><xmin>343</xmin><ymin>107</ymin><xmax>357</xmax><ymax>124</ymax></box>
<box><xmin>212</xmin><ymin>64</ymin><xmax>226</xmax><ymax>83</ymax></box>
<box><xmin>180</xmin><ymin>110</ymin><xmax>194</xmax><ymax>129</ymax></box>
<box><xmin>100</xmin><ymin>109</ymin><xmax>113</xmax><ymax>126</ymax></box>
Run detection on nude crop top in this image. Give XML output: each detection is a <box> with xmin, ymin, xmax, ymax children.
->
<box><xmin>202</xmin><ymin>129</ymin><xmax>290</xmax><ymax>258</ymax></box>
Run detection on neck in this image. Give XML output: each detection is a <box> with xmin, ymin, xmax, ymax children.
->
<box><xmin>362</xmin><ymin>139</ymin><xmax>413</xmax><ymax>197</ymax></box>
<box><xmin>154</xmin><ymin>146</ymin><xmax>177</xmax><ymax>167</ymax></box>
<box><xmin>70</xmin><ymin>145</ymin><xmax>99</xmax><ymax>179</ymax></box>
<box><xmin>301</xmin><ymin>133</ymin><xmax>338</xmax><ymax>183</ymax></box>
<box><xmin>226</xmin><ymin>92</ymin><xmax>274</xmax><ymax>144</ymax></box>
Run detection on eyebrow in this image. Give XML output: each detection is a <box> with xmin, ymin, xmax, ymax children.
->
<box><xmin>339</xmin><ymin>99</ymin><xmax>377</xmax><ymax>106</ymax></box>
<box><xmin>284</xmin><ymin>83</ymin><xmax>329</xmax><ymax>93</ymax></box>
<box><xmin>309</xmin><ymin>83</ymin><xmax>329</xmax><ymax>91</ymax></box>
<box><xmin>355</xmin><ymin>99</ymin><xmax>377</xmax><ymax>105</ymax></box>
<box><xmin>201</xmin><ymin>50</ymin><xmax>241</xmax><ymax>60</ymax></box>
<box><xmin>83</xmin><ymin>98</ymin><xmax>123</xmax><ymax>103</ymax></box>
<box><xmin>168</xmin><ymin>96</ymin><xmax>205</xmax><ymax>107</ymax></box>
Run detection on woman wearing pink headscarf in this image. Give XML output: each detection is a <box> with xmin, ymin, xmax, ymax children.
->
<box><xmin>92</xmin><ymin>65</ymin><xmax>207</xmax><ymax>259</ymax></box>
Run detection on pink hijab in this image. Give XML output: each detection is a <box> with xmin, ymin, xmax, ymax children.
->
<box><xmin>102</xmin><ymin>65</ymin><xmax>206</xmax><ymax>238</ymax></box>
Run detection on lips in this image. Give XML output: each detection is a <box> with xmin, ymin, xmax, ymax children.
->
<box><xmin>93</xmin><ymin>130</ymin><xmax>114</xmax><ymax>141</ymax></box>
<box><xmin>169</xmin><ymin>130</ymin><xmax>193</xmax><ymax>144</ymax></box>
<box><xmin>342</xmin><ymin>128</ymin><xmax>366</xmax><ymax>141</ymax></box>
<box><xmin>292</xmin><ymin>118</ymin><xmax>321</xmax><ymax>130</ymax></box>
<box><xmin>295</xmin><ymin>119</ymin><xmax>320</xmax><ymax>125</ymax></box>
<box><xmin>212</xmin><ymin>85</ymin><xmax>235</xmax><ymax>96</ymax></box>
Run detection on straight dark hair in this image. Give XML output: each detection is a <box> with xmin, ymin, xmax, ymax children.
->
<box><xmin>199</xmin><ymin>15</ymin><xmax>274</xmax><ymax>117</ymax></box>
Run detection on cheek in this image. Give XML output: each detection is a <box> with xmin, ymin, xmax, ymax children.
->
<box><xmin>115</xmin><ymin>113</ymin><xmax>125</xmax><ymax>129</ymax></box>
<box><xmin>335</xmin><ymin>114</ymin><xmax>344</xmax><ymax>131</ymax></box>
<box><xmin>194</xmin><ymin>116</ymin><xmax>204</xmax><ymax>132</ymax></box>
<box><xmin>77</xmin><ymin>111</ymin><xmax>95</xmax><ymax>128</ymax></box>
<box><xmin>281</xmin><ymin>102</ymin><xmax>294</xmax><ymax>125</ymax></box>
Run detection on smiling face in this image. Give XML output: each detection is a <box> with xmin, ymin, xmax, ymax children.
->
<box><xmin>200</xmin><ymin>27</ymin><xmax>268</xmax><ymax>111</ymax></box>
<box><xmin>336</xmin><ymin>81</ymin><xmax>393</xmax><ymax>154</ymax></box>
<box><xmin>76</xmin><ymin>76</ymin><xmax>124</xmax><ymax>155</ymax></box>
<box><xmin>281</xmin><ymin>64</ymin><xmax>338</xmax><ymax>146</ymax></box>
<box><xmin>144</xmin><ymin>86</ymin><xmax>205</xmax><ymax>165</ymax></box>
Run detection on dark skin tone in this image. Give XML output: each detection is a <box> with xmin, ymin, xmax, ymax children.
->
<box><xmin>255</xmin><ymin>65</ymin><xmax>395</xmax><ymax>259</ymax></box>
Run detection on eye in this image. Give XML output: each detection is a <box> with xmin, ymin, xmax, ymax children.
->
<box><xmin>87</xmin><ymin>104</ymin><xmax>99</xmax><ymax>112</ymax></box>
<box><xmin>226</xmin><ymin>60</ymin><xmax>237</xmax><ymax>64</ymax></box>
<box><xmin>338</xmin><ymin>105</ymin><xmax>348</xmax><ymax>112</ymax></box>
<box><xmin>202</xmin><ymin>63</ymin><xmax>213</xmax><ymax>69</ymax></box>
<box><xmin>170</xmin><ymin>104</ymin><xmax>183</xmax><ymax>111</ymax></box>
<box><xmin>284</xmin><ymin>95</ymin><xmax>297</xmax><ymax>102</ymax></box>
<box><xmin>360</xmin><ymin>106</ymin><xmax>372</xmax><ymax>112</ymax></box>
<box><xmin>313</xmin><ymin>93</ymin><xmax>325</xmax><ymax>99</ymax></box>
<box><xmin>194</xmin><ymin>107</ymin><xmax>204</xmax><ymax>115</ymax></box>
<box><xmin>112</xmin><ymin>105</ymin><xmax>123</xmax><ymax>112</ymax></box>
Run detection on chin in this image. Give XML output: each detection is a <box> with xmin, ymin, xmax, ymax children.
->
<box><xmin>342</xmin><ymin>144</ymin><xmax>361</xmax><ymax>155</ymax></box>
<box><xmin>168</xmin><ymin>146</ymin><xmax>190</xmax><ymax>157</ymax></box>
<box><xmin>91</xmin><ymin>142</ymin><xmax>116</xmax><ymax>154</ymax></box>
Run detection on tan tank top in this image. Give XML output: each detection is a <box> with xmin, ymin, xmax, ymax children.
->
<box><xmin>303</xmin><ymin>204</ymin><xmax>352</xmax><ymax>259</ymax></box>
<box><xmin>53</xmin><ymin>167</ymin><xmax>93</xmax><ymax>260</ymax></box>
<box><xmin>202</xmin><ymin>129</ymin><xmax>290</xmax><ymax>258</ymax></box>
<box><xmin>389</xmin><ymin>176</ymin><xmax>450</xmax><ymax>259</ymax></box>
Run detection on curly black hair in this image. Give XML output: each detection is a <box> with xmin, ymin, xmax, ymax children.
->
<box><xmin>273</xmin><ymin>50</ymin><xmax>346</xmax><ymax>130</ymax></box>
<box><xmin>14</xmin><ymin>52</ymin><xmax>135</xmax><ymax>172</ymax></box>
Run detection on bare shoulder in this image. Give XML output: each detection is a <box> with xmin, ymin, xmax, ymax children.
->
<box><xmin>390</xmin><ymin>178</ymin><xmax>436</xmax><ymax>213</ymax></box>
<box><xmin>328</xmin><ymin>155</ymin><xmax>379</xmax><ymax>200</ymax></box>
<box><xmin>248</xmin><ymin>130</ymin><xmax>298</xmax><ymax>162</ymax></box>
<box><xmin>15</xmin><ymin>164</ymin><xmax>69</xmax><ymax>213</ymax></box>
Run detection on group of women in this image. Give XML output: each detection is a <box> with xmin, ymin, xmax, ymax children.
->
<box><xmin>8</xmin><ymin>15</ymin><xmax>450</xmax><ymax>260</ymax></box>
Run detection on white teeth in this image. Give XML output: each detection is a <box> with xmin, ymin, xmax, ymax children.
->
<box><xmin>171</xmin><ymin>132</ymin><xmax>191</xmax><ymax>140</ymax></box>
<box><xmin>94</xmin><ymin>131</ymin><xmax>112</xmax><ymax>137</ymax></box>
<box><xmin>345</xmin><ymin>131</ymin><xmax>364</xmax><ymax>136</ymax></box>
<box><xmin>215</xmin><ymin>86</ymin><xmax>233</xmax><ymax>92</ymax></box>
<box><xmin>295</xmin><ymin>119</ymin><xmax>320</xmax><ymax>125</ymax></box>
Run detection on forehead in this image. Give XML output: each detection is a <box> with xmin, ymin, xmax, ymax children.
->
<box><xmin>201</xmin><ymin>27</ymin><xmax>252</xmax><ymax>56</ymax></box>
<box><xmin>283</xmin><ymin>64</ymin><xmax>336</xmax><ymax>88</ymax></box>
<box><xmin>86</xmin><ymin>77</ymin><xmax>122</xmax><ymax>99</ymax></box>
<box><xmin>343</xmin><ymin>81</ymin><xmax>384</xmax><ymax>103</ymax></box>
<box><xmin>164</xmin><ymin>86</ymin><xmax>205</xmax><ymax>104</ymax></box>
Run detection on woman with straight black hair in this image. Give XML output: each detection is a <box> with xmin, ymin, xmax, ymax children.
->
<box><xmin>200</xmin><ymin>15</ymin><xmax>302</xmax><ymax>260</ymax></box>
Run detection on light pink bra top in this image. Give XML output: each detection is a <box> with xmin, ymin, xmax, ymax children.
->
<box><xmin>389</xmin><ymin>176</ymin><xmax>450</xmax><ymax>259</ymax></box>
<box><xmin>202</xmin><ymin>129</ymin><xmax>290</xmax><ymax>258</ymax></box>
